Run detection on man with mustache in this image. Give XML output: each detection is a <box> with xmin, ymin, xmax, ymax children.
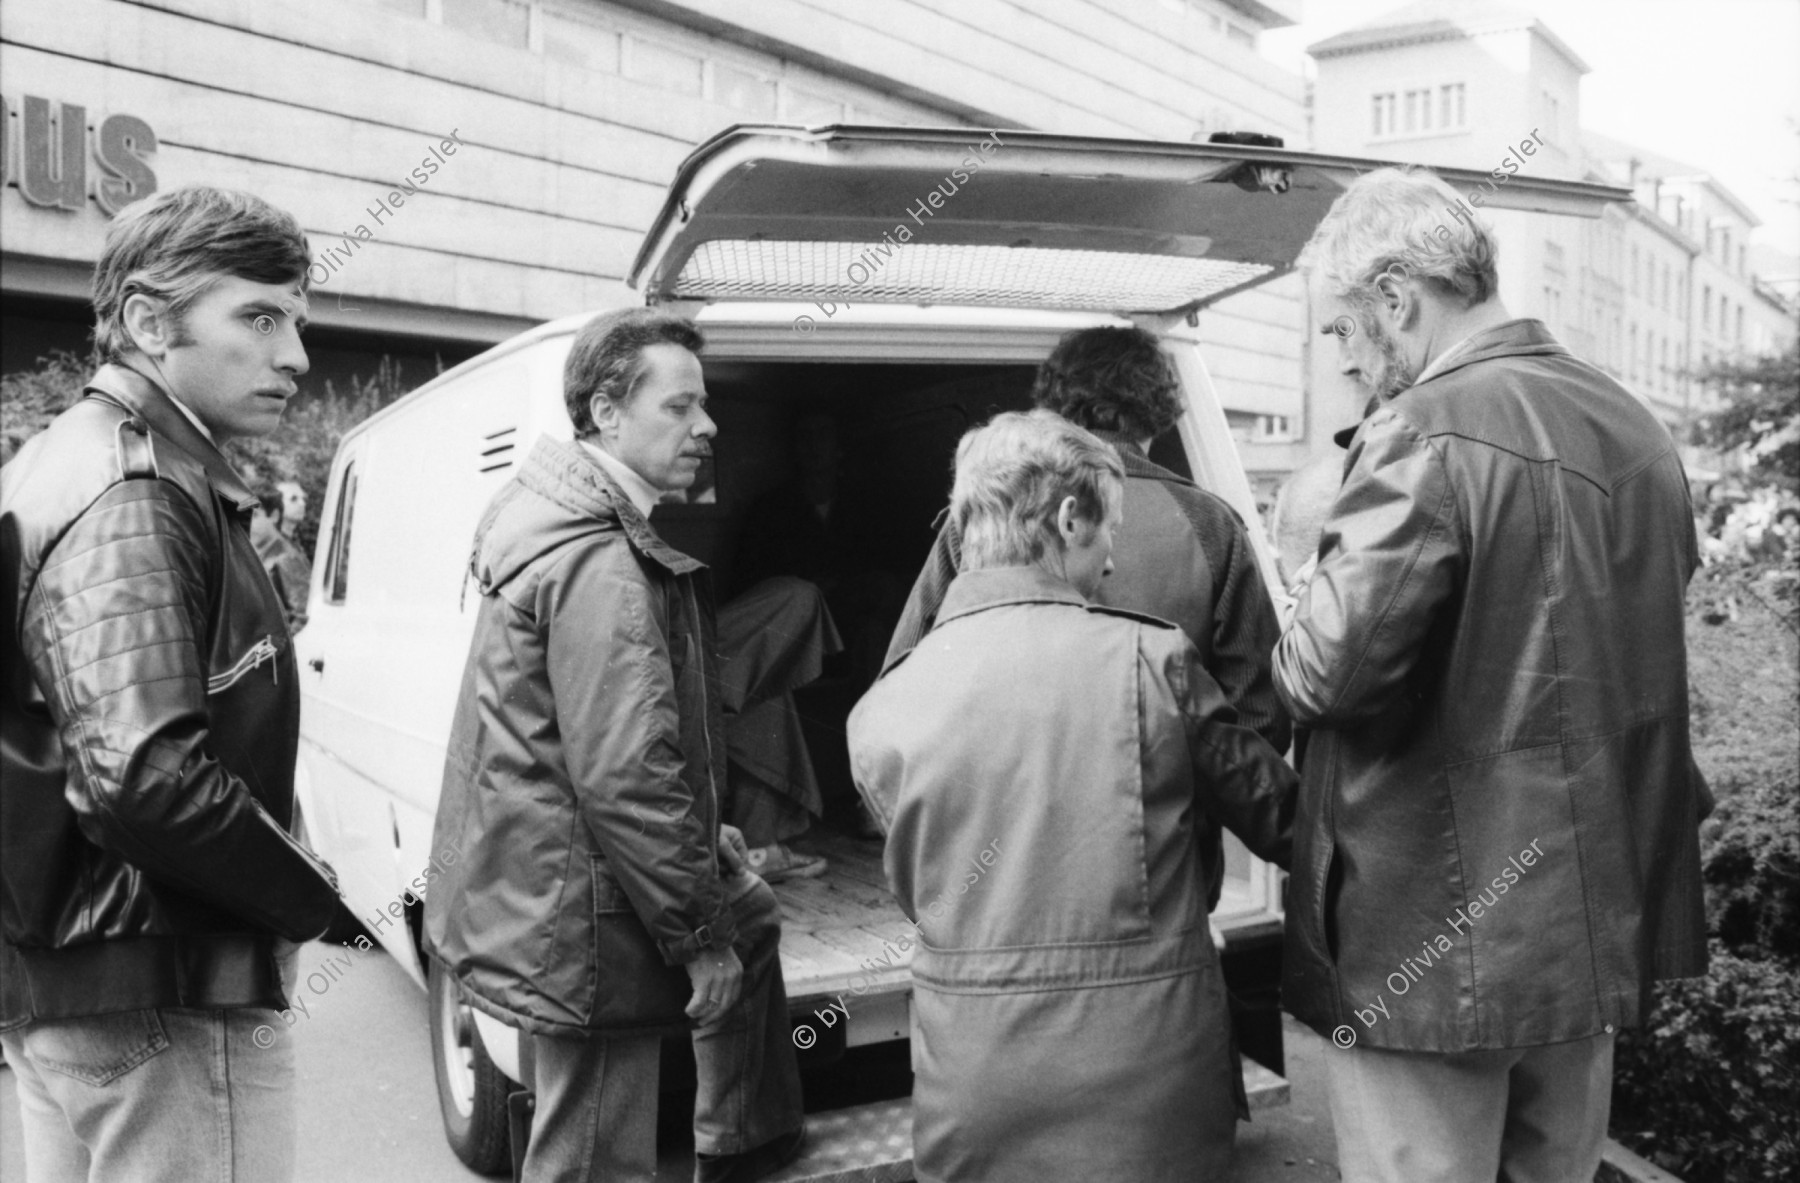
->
<box><xmin>0</xmin><ymin>186</ymin><xmax>346</xmax><ymax>1181</ymax></box>
<box><xmin>1275</xmin><ymin>167</ymin><xmax>1709</xmax><ymax>1182</ymax></box>
<box><xmin>426</xmin><ymin>308</ymin><xmax>805</xmax><ymax>1183</ymax></box>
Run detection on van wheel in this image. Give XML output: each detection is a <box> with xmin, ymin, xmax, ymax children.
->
<box><xmin>429</xmin><ymin>959</ymin><xmax>513</xmax><ymax>1175</ymax></box>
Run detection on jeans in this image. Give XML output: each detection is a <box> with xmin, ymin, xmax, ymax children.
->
<box><xmin>1323</xmin><ymin>1030</ymin><xmax>1616</xmax><ymax>1183</ymax></box>
<box><xmin>521</xmin><ymin>869</ymin><xmax>805</xmax><ymax>1183</ymax></box>
<box><xmin>0</xmin><ymin>1006</ymin><xmax>296</xmax><ymax>1183</ymax></box>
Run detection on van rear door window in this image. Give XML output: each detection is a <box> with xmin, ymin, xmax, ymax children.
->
<box><xmin>324</xmin><ymin>461</ymin><xmax>359</xmax><ymax>604</ymax></box>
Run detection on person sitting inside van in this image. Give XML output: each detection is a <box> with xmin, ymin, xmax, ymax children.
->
<box><xmin>848</xmin><ymin>409</ymin><xmax>1298</xmax><ymax>1183</ymax></box>
<box><xmin>425</xmin><ymin>308</ymin><xmax>806</xmax><ymax>1183</ymax></box>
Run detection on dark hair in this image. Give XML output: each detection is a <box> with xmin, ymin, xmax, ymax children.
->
<box><xmin>91</xmin><ymin>186</ymin><xmax>312</xmax><ymax>365</ymax></box>
<box><xmin>563</xmin><ymin>309</ymin><xmax>705</xmax><ymax>436</ymax></box>
<box><xmin>1031</xmin><ymin>325</ymin><xmax>1185</xmax><ymax>442</ymax></box>
<box><xmin>254</xmin><ymin>483</ymin><xmax>285</xmax><ymax>518</ymax></box>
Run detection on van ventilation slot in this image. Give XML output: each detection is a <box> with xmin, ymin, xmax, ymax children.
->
<box><xmin>480</xmin><ymin>426</ymin><xmax>518</xmax><ymax>474</ymax></box>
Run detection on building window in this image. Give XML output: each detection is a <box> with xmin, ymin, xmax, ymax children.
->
<box><xmin>1439</xmin><ymin>83</ymin><xmax>1466</xmax><ymax>128</ymax></box>
<box><xmin>1661</xmin><ymin>265</ymin><xmax>1670</xmax><ymax>311</ymax></box>
<box><xmin>625</xmin><ymin>36</ymin><xmax>704</xmax><ymax>96</ymax></box>
<box><xmin>711</xmin><ymin>62</ymin><xmax>777</xmax><ymax>116</ymax></box>
<box><xmin>1403</xmin><ymin>89</ymin><xmax>1422</xmax><ymax>133</ymax></box>
<box><xmin>1630</xmin><ymin>246</ymin><xmax>1639</xmax><ymax>297</ymax></box>
<box><xmin>1661</xmin><ymin>338</ymin><xmax>1670</xmax><ymax>389</ymax></box>
<box><xmin>1542</xmin><ymin>90</ymin><xmax>1561</xmax><ymax>143</ymax></box>
<box><xmin>542</xmin><ymin>12</ymin><xmax>620</xmax><ymax>71</ymax></box>
<box><xmin>1629</xmin><ymin>323</ymin><xmax>1638</xmax><ymax>381</ymax></box>
<box><xmin>1253</xmin><ymin>415</ymin><xmax>1294</xmax><ymax>441</ymax></box>
<box><xmin>440</xmin><ymin>0</ymin><xmax>529</xmax><ymax>47</ymax></box>
<box><xmin>1702</xmin><ymin>285</ymin><xmax>1712</xmax><ymax>331</ymax></box>
<box><xmin>1736</xmin><ymin>304</ymin><xmax>1745</xmax><ymax>342</ymax></box>
<box><xmin>1371</xmin><ymin>92</ymin><xmax>1396</xmax><ymax>137</ymax></box>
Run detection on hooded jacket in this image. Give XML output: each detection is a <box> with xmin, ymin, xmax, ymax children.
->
<box><xmin>424</xmin><ymin>437</ymin><xmax>735</xmax><ymax>1037</ymax></box>
<box><xmin>1</xmin><ymin>365</ymin><xmax>342</xmax><ymax>1026</ymax></box>
<box><xmin>1275</xmin><ymin>319</ymin><xmax>1709</xmax><ymax>1052</ymax></box>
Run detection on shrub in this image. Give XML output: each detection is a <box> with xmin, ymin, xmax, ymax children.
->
<box><xmin>0</xmin><ymin>350</ymin><xmax>88</xmax><ymax>459</ymax></box>
<box><xmin>1611</xmin><ymin>577</ymin><xmax>1800</xmax><ymax>1182</ymax></box>
<box><xmin>1612</xmin><ymin>948</ymin><xmax>1800</xmax><ymax>1181</ymax></box>
<box><xmin>1</xmin><ymin>351</ymin><xmax>410</xmax><ymax>557</ymax></box>
<box><xmin>223</xmin><ymin>358</ymin><xmax>408</xmax><ymax>555</ymax></box>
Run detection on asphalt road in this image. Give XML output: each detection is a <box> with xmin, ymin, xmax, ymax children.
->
<box><xmin>0</xmin><ymin>940</ymin><xmax>486</xmax><ymax>1183</ymax></box>
<box><xmin>0</xmin><ymin>939</ymin><xmax>1342</xmax><ymax>1182</ymax></box>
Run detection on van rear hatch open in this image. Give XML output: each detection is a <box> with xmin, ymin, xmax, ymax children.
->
<box><xmin>629</xmin><ymin>124</ymin><xmax>1630</xmax><ymax>318</ymax></box>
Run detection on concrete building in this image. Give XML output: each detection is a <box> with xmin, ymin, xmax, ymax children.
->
<box><xmin>2</xmin><ymin>0</ymin><xmax>1310</xmax><ymax>441</ymax></box>
<box><xmin>1303</xmin><ymin>0</ymin><xmax>1797</xmax><ymax>469</ymax></box>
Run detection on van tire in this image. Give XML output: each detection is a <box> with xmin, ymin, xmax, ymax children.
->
<box><xmin>429</xmin><ymin>958</ymin><xmax>513</xmax><ymax>1175</ymax></box>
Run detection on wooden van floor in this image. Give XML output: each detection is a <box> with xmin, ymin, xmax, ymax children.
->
<box><xmin>772</xmin><ymin>830</ymin><xmax>913</xmax><ymax>1005</ymax></box>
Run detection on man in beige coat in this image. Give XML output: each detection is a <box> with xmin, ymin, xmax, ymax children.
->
<box><xmin>849</xmin><ymin>410</ymin><xmax>1297</xmax><ymax>1183</ymax></box>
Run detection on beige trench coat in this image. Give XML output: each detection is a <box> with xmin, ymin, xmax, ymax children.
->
<box><xmin>849</xmin><ymin>566</ymin><xmax>1296</xmax><ymax>1183</ymax></box>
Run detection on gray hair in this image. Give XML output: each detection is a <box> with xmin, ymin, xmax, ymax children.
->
<box><xmin>951</xmin><ymin>410</ymin><xmax>1124</xmax><ymax>570</ymax></box>
<box><xmin>1298</xmin><ymin>167</ymin><xmax>1499</xmax><ymax>311</ymax></box>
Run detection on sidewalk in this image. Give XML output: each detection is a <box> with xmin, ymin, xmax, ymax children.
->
<box><xmin>1228</xmin><ymin>1015</ymin><xmax>1344</xmax><ymax>1182</ymax></box>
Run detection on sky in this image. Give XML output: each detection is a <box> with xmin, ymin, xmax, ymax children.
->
<box><xmin>1261</xmin><ymin>0</ymin><xmax>1800</xmax><ymax>257</ymax></box>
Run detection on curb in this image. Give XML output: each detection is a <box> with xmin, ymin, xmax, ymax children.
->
<box><xmin>1600</xmin><ymin>1138</ymin><xmax>1686</xmax><ymax>1183</ymax></box>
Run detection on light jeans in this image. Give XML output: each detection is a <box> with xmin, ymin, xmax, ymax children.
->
<box><xmin>0</xmin><ymin>1006</ymin><xmax>296</xmax><ymax>1183</ymax></box>
<box><xmin>1323</xmin><ymin>1030</ymin><xmax>1616</xmax><ymax>1183</ymax></box>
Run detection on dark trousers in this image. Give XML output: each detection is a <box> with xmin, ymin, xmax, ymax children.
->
<box><xmin>520</xmin><ymin>870</ymin><xmax>804</xmax><ymax>1182</ymax></box>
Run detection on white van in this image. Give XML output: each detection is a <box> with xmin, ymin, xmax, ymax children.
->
<box><xmin>292</xmin><ymin>124</ymin><xmax>1624</xmax><ymax>1176</ymax></box>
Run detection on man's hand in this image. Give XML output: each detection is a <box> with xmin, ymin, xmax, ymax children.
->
<box><xmin>718</xmin><ymin>824</ymin><xmax>750</xmax><ymax>874</ymax></box>
<box><xmin>685</xmin><ymin>944</ymin><xmax>744</xmax><ymax>1024</ymax></box>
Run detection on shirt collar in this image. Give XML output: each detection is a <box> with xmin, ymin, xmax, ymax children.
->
<box><xmin>83</xmin><ymin>363</ymin><xmax>256</xmax><ymax>513</ymax></box>
<box><xmin>1413</xmin><ymin>330</ymin><xmax>1486</xmax><ymax>387</ymax></box>
<box><xmin>937</xmin><ymin>565</ymin><xmax>1088</xmax><ymax>625</ymax></box>
<box><xmin>163</xmin><ymin>390</ymin><xmax>216</xmax><ymax>443</ymax></box>
<box><xmin>578</xmin><ymin>438</ymin><xmax>663</xmax><ymax>519</ymax></box>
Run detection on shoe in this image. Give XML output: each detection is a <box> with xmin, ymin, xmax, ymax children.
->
<box><xmin>745</xmin><ymin>843</ymin><xmax>828</xmax><ymax>883</ymax></box>
<box><xmin>695</xmin><ymin>1123</ymin><xmax>806</xmax><ymax>1183</ymax></box>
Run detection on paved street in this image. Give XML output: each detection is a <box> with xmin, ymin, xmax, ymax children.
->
<box><xmin>1</xmin><ymin>934</ymin><xmax>1347</xmax><ymax>1181</ymax></box>
<box><xmin>1</xmin><ymin>941</ymin><xmax>483</xmax><ymax>1183</ymax></box>
<box><xmin>0</xmin><ymin>937</ymin><xmax>1343</xmax><ymax>1182</ymax></box>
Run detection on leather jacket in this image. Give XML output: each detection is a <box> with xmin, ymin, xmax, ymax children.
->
<box><xmin>425</xmin><ymin>437</ymin><xmax>736</xmax><ymax>1038</ymax></box>
<box><xmin>1275</xmin><ymin>320</ymin><xmax>1709</xmax><ymax>1052</ymax></box>
<box><xmin>1</xmin><ymin>365</ymin><xmax>343</xmax><ymax>1026</ymax></box>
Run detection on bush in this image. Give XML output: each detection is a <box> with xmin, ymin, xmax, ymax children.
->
<box><xmin>223</xmin><ymin>358</ymin><xmax>408</xmax><ymax>555</ymax></box>
<box><xmin>1613</xmin><ymin>948</ymin><xmax>1800</xmax><ymax>1182</ymax></box>
<box><xmin>1</xmin><ymin>351</ymin><xmax>410</xmax><ymax>557</ymax></box>
<box><xmin>0</xmin><ymin>350</ymin><xmax>89</xmax><ymax>459</ymax></box>
<box><xmin>1611</xmin><ymin>576</ymin><xmax>1800</xmax><ymax>1182</ymax></box>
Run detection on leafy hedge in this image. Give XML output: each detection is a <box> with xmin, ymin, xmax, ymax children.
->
<box><xmin>1</xmin><ymin>350</ymin><xmax>409</xmax><ymax>556</ymax></box>
<box><xmin>1611</xmin><ymin>569</ymin><xmax>1800</xmax><ymax>1182</ymax></box>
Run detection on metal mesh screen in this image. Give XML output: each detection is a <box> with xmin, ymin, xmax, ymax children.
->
<box><xmin>670</xmin><ymin>240</ymin><xmax>1274</xmax><ymax>312</ymax></box>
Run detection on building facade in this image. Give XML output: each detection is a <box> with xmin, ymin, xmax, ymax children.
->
<box><xmin>1303</xmin><ymin>0</ymin><xmax>1797</xmax><ymax>472</ymax></box>
<box><xmin>2</xmin><ymin>0</ymin><xmax>1309</xmax><ymax>436</ymax></box>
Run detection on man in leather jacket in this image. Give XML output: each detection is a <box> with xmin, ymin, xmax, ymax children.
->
<box><xmin>0</xmin><ymin>187</ymin><xmax>345</xmax><ymax>1180</ymax></box>
<box><xmin>1275</xmin><ymin>167</ymin><xmax>1709</xmax><ymax>1182</ymax></box>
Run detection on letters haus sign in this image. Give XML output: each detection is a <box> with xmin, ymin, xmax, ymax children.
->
<box><xmin>2</xmin><ymin>95</ymin><xmax>158</xmax><ymax>216</ymax></box>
